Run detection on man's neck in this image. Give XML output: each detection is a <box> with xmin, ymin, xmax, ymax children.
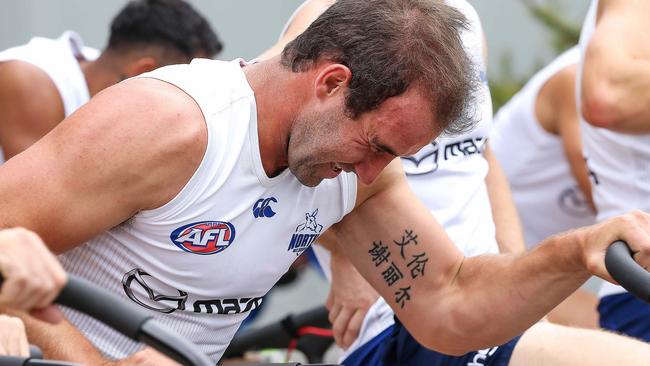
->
<box><xmin>244</xmin><ymin>58</ymin><xmax>307</xmax><ymax>178</ymax></box>
<box><xmin>80</xmin><ymin>54</ymin><xmax>123</xmax><ymax>97</ymax></box>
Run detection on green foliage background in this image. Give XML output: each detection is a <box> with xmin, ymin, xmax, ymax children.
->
<box><xmin>489</xmin><ymin>0</ymin><xmax>581</xmax><ymax>111</ymax></box>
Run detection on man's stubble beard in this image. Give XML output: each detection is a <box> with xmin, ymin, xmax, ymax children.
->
<box><xmin>287</xmin><ymin>110</ymin><xmax>342</xmax><ymax>187</ymax></box>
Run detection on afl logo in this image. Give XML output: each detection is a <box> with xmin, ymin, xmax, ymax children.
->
<box><xmin>170</xmin><ymin>221</ymin><xmax>236</xmax><ymax>255</ymax></box>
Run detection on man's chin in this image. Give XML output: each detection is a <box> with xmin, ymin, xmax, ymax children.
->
<box><xmin>291</xmin><ymin>168</ymin><xmax>324</xmax><ymax>187</ymax></box>
<box><xmin>295</xmin><ymin>175</ymin><xmax>323</xmax><ymax>187</ymax></box>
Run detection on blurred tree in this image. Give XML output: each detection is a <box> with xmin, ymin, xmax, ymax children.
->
<box><xmin>489</xmin><ymin>0</ymin><xmax>581</xmax><ymax>110</ymax></box>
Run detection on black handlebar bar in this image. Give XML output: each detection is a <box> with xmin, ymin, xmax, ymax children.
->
<box><xmin>0</xmin><ymin>274</ymin><xmax>214</xmax><ymax>366</ymax></box>
<box><xmin>605</xmin><ymin>240</ymin><xmax>650</xmax><ymax>303</ymax></box>
<box><xmin>225</xmin><ymin>306</ymin><xmax>330</xmax><ymax>358</ymax></box>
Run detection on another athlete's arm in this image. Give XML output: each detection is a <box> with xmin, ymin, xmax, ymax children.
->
<box><xmin>317</xmin><ymin>238</ymin><xmax>379</xmax><ymax>349</ymax></box>
<box><xmin>580</xmin><ymin>0</ymin><xmax>650</xmax><ymax>133</ymax></box>
<box><xmin>257</xmin><ymin>0</ymin><xmax>335</xmax><ymax>61</ymax></box>
<box><xmin>0</xmin><ymin>61</ymin><xmax>65</xmax><ymax>160</ymax></box>
<box><xmin>483</xmin><ymin>144</ymin><xmax>526</xmax><ymax>253</ymax></box>
<box><xmin>325</xmin><ymin>159</ymin><xmax>650</xmax><ymax>355</ymax></box>
<box><xmin>10</xmin><ymin>311</ymin><xmax>180</xmax><ymax>366</ymax></box>
<box><xmin>540</xmin><ymin>63</ymin><xmax>596</xmax><ymax>212</ymax></box>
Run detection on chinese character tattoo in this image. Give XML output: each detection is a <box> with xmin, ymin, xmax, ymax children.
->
<box><xmin>382</xmin><ymin>261</ymin><xmax>404</xmax><ymax>286</ymax></box>
<box><xmin>369</xmin><ymin>241</ymin><xmax>391</xmax><ymax>266</ymax></box>
<box><xmin>395</xmin><ymin>286</ymin><xmax>412</xmax><ymax>309</ymax></box>
<box><xmin>393</xmin><ymin>229</ymin><xmax>418</xmax><ymax>259</ymax></box>
<box><xmin>407</xmin><ymin>252</ymin><xmax>428</xmax><ymax>279</ymax></box>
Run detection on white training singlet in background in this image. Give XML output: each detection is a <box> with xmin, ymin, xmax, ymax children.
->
<box><xmin>0</xmin><ymin>31</ymin><xmax>99</xmax><ymax>163</ymax></box>
<box><xmin>313</xmin><ymin>0</ymin><xmax>499</xmax><ymax>359</ymax></box>
<box><xmin>578</xmin><ymin>0</ymin><xmax>650</xmax><ymax>297</ymax></box>
<box><xmin>0</xmin><ymin>31</ymin><xmax>99</xmax><ymax>117</ymax></box>
<box><xmin>58</xmin><ymin>59</ymin><xmax>357</xmax><ymax>361</ymax></box>
<box><xmin>491</xmin><ymin>46</ymin><xmax>596</xmax><ymax>248</ymax></box>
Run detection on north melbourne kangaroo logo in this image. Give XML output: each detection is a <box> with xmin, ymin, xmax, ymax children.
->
<box><xmin>287</xmin><ymin>209</ymin><xmax>323</xmax><ymax>255</ymax></box>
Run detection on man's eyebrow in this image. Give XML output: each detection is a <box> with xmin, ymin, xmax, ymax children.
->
<box><xmin>376</xmin><ymin>141</ymin><xmax>399</xmax><ymax>157</ymax></box>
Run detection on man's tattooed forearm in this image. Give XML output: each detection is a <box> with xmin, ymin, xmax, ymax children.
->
<box><xmin>367</xmin><ymin>229</ymin><xmax>425</xmax><ymax>309</ymax></box>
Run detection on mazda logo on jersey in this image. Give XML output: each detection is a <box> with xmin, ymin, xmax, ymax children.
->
<box><xmin>402</xmin><ymin>142</ymin><xmax>439</xmax><ymax>176</ymax></box>
<box><xmin>122</xmin><ymin>268</ymin><xmax>188</xmax><ymax>314</ymax></box>
<box><xmin>170</xmin><ymin>221</ymin><xmax>236</xmax><ymax>255</ymax></box>
<box><xmin>122</xmin><ymin>268</ymin><xmax>263</xmax><ymax>314</ymax></box>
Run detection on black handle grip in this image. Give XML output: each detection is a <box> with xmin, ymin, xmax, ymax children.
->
<box><xmin>28</xmin><ymin>346</ymin><xmax>42</xmax><ymax>360</ymax></box>
<box><xmin>224</xmin><ymin>306</ymin><xmax>329</xmax><ymax>358</ymax></box>
<box><xmin>54</xmin><ymin>276</ymin><xmax>152</xmax><ymax>339</ymax></box>
<box><xmin>0</xmin><ymin>274</ymin><xmax>213</xmax><ymax>366</ymax></box>
<box><xmin>0</xmin><ymin>356</ymin><xmax>79</xmax><ymax>365</ymax></box>
<box><xmin>605</xmin><ymin>240</ymin><xmax>650</xmax><ymax>303</ymax></box>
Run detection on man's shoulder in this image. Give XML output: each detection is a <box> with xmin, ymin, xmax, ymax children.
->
<box><xmin>0</xmin><ymin>60</ymin><xmax>63</xmax><ymax>120</ymax></box>
<box><xmin>138</xmin><ymin>59</ymin><xmax>253</xmax><ymax>113</ymax></box>
<box><xmin>99</xmin><ymin>77</ymin><xmax>207</xmax><ymax>143</ymax></box>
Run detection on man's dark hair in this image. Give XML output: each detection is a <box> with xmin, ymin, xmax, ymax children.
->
<box><xmin>108</xmin><ymin>0</ymin><xmax>223</xmax><ymax>58</ymax></box>
<box><xmin>281</xmin><ymin>0</ymin><xmax>478</xmax><ymax>135</ymax></box>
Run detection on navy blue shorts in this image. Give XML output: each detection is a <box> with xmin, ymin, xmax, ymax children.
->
<box><xmin>343</xmin><ymin>320</ymin><xmax>521</xmax><ymax>366</ymax></box>
<box><xmin>599</xmin><ymin>292</ymin><xmax>650</xmax><ymax>341</ymax></box>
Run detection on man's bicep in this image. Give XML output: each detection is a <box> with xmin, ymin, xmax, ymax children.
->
<box><xmin>331</xmin><ymin>170</ymin><xmax>463</xmax><ymax>325</ymax></box>
<box><xmin>582</xmin><ymin>0</ymin><xmax>650</xmax><ymax>132</ymax></box>
<box><xmin>0</xmin><ymin>79</ymin><xmax>206</xmax><ymax>253</ymax></box>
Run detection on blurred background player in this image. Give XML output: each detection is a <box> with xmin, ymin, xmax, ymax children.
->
<box><xmin>0</xmin><ymin>0</ymin><xmax>222</xmax><ymax>162</ymax></box>
<box><xmin>491</xmin><ymin>45</ymin><xmax>599</xmax><ymax>329</ymax></box>
<box><xmin>578</xmin><ymin>0</ymin><xmax>650</xmax><ymax>340</ymax></box>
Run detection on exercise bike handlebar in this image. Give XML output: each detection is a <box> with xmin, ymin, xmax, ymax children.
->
<box><xmin>0</xmin><ymin>274</ymin><xmax>214</xmax><ymax>366</ymax></box>
<box><xmin>605</xmin><ymin>240</ymin><xmax>650</xmax><ymax>303</ymax></box>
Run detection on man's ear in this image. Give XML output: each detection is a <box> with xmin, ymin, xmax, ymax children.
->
<box><xmin>314</xmin><ymin>63</ymin><xmax>351</xmax><ymax>99</ymax></box>
<box><xmin>124</xmin><ymin>57</ymin><xmax>159</xmax><ymax>78</ymax></box>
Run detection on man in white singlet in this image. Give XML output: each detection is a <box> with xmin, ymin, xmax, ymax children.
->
<box><xmin>491</xmin><ymin>46</ymin><xmax>599</xmax><ymax>329</ymax></box>
<box><xmin>0</xmin><ymin>0</ymin><xmax>222</xmax><ymax>162</ymax></box>
<box><xmin>579</xmin><ymin>0</ymin><xmax>650</xmax><ymax>340</ymax></box>
<box><xmin>256</xmin><ymin>2</ymin><xmax>650</xmax><ymax>366</ymax></box>
<box><xmin>2</xmin><ymin>0</ymin><xmax>650</xmax><ymax>365</ymax></box>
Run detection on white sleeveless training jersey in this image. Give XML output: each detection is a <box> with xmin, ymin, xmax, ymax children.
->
<box><xmin>58</xmin><ymin>59</ymin><xmax>357</xmax><ymax>361</ymax></box>
<box><xmin>0</xmin><ymin>31</ymin><xmax>98</xmax><ymax>117</ymax></box>
<box><xmin>312</xmin><ymin>0</ymin><xmax>500</xmax><ymax>359</ymax></box>
<box><xmin>491</xmin><ymin>46</ymin><xmax>596</xmax><ymax>248</ymax></box>
<box><xmin>578</xmin><ymin>0</ymin><xmax>650</xmax><ymax>298</ymax></box>
<box><xmin>579</xmin><ymin>0</ymin><xmax>650</xmax><ymax>223</ymax></box>
<box><xmin>0</xmin><ymin>31</ymin><xmax>98</xmax><ymax>163</ymax></box>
